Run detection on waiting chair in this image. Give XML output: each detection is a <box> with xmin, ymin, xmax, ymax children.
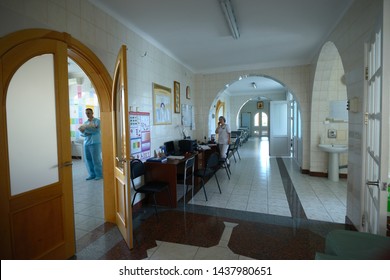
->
<box><xmin>218</xmin><ymin>145</ymin><xmax>232</xmax><ymax>179</ymax></box>
<box><xmin>130</xmin><ymin>159</ymin><xmax>172</xmax><ymax>217</ymax></box>
<box><xmin>177</xmin><ymin>155</ymin><xmax>196</xmax><ymax>208</ymax></box>
<box><xmin>231</xmin><ymin>137</ymin><xmax>241</xmax><ymax>162</ymax></box>
<box><xmin>194</xmin><ymin>152</ymin><xmax>221</xmax><ymax>201</ymax></box>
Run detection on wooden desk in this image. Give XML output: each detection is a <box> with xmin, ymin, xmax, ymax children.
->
<box><xmin>144</xmin><ymin>153</ymin><xmax>197</xmax><ymax>208</ymax></box>
<box><xmin>143</xmin><ymin>146</ymin><xmax>218</xmax><ymax>208</ymax></box>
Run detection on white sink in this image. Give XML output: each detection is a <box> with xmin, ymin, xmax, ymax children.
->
<box><xmin>318</xmin><ymin>144</ymin><xmax>348</xmax><ymax>153</ymax></box>
<box><xmin>318</xmin><ymin>144</ymin><xmax>348</xmax><ymax>182</ymax></box>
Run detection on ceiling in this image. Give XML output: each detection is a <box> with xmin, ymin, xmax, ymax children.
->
<box><xmin>87</xmin><ymin>0</ymin><xmax>353</xmax><ymax>98</ymax></box>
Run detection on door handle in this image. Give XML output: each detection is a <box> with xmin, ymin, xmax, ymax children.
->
<box><xmin>116</xmin><ymin>157</ymin><xmax>127</xmax><ymax>163</ymax></box>
<box><xmin>366</xmin><ymin>180</ymin><xmax>379</xmax><ymax>188</ymax></box>
<box><xmin>59</xmin><ymin>161</ymin><xmax>73</xmax><ymax>168</ymax></box>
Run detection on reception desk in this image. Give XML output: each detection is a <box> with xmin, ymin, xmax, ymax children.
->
<box><xmin>144</xmin><ymin>153</ymin><xmax>195</xmax><ymax>208</ymax></box>
<box><xmin>143</xmin><ymin>147</ymin><xmax>216</xmax><ymax>208</ymax></box>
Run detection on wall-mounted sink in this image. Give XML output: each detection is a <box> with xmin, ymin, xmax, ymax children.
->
<box><xmin>318</xmin><ymin>144</ymin><xmax>348</xmax><ymax>153</ymax></box>
<box><xmin>318</xmin><ymin>144</ymin><xmax>348</xmax><ymax>182</ymax></box>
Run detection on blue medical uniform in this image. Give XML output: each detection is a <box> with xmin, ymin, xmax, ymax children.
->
<box><xmin>81</xmin><ymin>118</ymin><xmax>102</xmax><ymax>180</ymax></box>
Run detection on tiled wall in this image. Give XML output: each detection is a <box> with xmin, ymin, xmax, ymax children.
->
<box><xmin>310</xmin><ymin>41</ymin><xmax>348</xmax><ymax>174</ymax></box>
<box><xmin>0</xmin><ymin>0</ymin><xmax>195</xmax><ymax>155</ymax></box>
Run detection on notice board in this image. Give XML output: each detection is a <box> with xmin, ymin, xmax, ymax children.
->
<box><xmin>129</xmin><ymin>111</ymin><xmax>151</xmax><ymax>161</ymax></box>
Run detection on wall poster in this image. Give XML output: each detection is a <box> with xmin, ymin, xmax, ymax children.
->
<box><xmin>181</xmin><ymin>104</ymin><xmax>195</xmax><ymax>130</ymax></box>
<box><xmin>129</xmin><ymin>111</ymin><xmax>151</xmax><ymax>161</ymax></box>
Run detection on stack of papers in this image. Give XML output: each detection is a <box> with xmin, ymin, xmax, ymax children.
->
<box><xmin>199</xmin><ymin>145</ymin><xmax>211</xmax><ymax>150</ymax></box>
<box><xmin>167</xmin><ymin>155</ymin><xmax>185</xmax><ymax>160</ymax></box>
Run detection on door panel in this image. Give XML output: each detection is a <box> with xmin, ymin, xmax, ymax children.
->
<box><xmin>363</xmin><ymin>23</ymin><xmax>388</xmax><ymax>235</ymax></box>
<box><xmin>7</xmin><ymin>54</ymin><xmax>59</xmax><ymax>195</ymax></box>
<box><xmin>0</xmin><ymin>39</ymin><xmax>74</xmax><ymax>259</ymax></box>
<box><xmin>269</xmin><ymin>101</ymin><xmax>290</xmax><ymax>156</ymax></box>
<box><xmin>112</xmin><ymin>45</ymin><xmax>133</xmax><ymax>248</ymax></box>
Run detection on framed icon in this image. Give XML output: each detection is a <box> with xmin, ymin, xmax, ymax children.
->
<box><xmin>257</xmin><ymin>101</ymin><xmax>264</xmax><ymax>109</ymax></box>
<box><xmin>186</xmin><ymin>86</ymin><xmax>190</xmax><ymax>99</ymax></box>
<box><xmin>174</xmin><ymin>81</ymin><xmax>180</xmax><ymax>113</ymax></box>
<box><xmin>152</xmin><ymin>83</ymin><xmax>172</xmax><ymax>125</ymax></box>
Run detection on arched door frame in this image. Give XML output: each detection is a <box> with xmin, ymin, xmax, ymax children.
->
<box><xmin>0</xmin><ymin>29</ymin><xmax>116</xmax><ymax>222</ymax></box>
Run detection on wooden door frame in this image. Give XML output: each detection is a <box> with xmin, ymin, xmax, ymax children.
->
<box><xmin>0</xmin><ymin>29</ymin><xmax>115</xmax><ymax>258</ymax></box>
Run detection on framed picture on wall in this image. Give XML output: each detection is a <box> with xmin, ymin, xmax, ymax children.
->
<box><xmin>153</xmin><ymin>83</ymin><xmax>172</xmax><ymax>125</ymax></box>
<box><xmin>186</xmin><ymin>86</ymin><xmax>191</xmax><ymax>99</ymax></box>
<box><xmin>174</xmin><ymin>81</ymin><xmax>180</xmax><ymax>113</ymax></box>
<box><xmin>257</xmin><ymin>101</ymin><xmax>264</xmax><ymax>109</ymax></box>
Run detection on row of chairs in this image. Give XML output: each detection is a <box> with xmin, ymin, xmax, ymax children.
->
<box><xmin>130</xmin><ymin>137</ymin><xmax>242</xmax><ymax>216</ymax></box>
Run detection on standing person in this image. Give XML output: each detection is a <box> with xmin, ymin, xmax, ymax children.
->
<box><xmin>215</xmin><ymin>116</ymin><xmax>231</xmax><ymax>165</ymax></box>
<box><xmin>78</xmin><ymin>108</ymin><xmax>103</xmax><ymax>180</ymax></box>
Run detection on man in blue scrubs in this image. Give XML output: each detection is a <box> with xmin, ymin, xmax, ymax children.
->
<box><xmin>78</xmin><ymin>108</ymin><xmax>103</xmax><ymax>180</ymax></box>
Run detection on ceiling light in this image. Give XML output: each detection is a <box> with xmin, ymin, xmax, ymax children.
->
<box><xmin>251</xmin><ymin>82</ymin><xmax>257</xmax><ymax>89</ymax></box>
<box><xmin>219</xmin><ymin>0</ymin><xmax>240</xmax><ymax>39</ymax></box>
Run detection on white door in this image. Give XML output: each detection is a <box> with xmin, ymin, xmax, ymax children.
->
<box><xmin>241</xmin><ymin>112</ymin><xmax>251</xmax><ymax>129</ymax></box>
<box><xmin>269</xmin><ymin>101</ymin><xmax>290</xmax><ymax>156</ymax></box>
<box><xmin>363</xmin><ymin>22</ymin><xmax>388</xmax><ymax>235</ymax></box>
<box><xmin>112</xmin><ymin>46</ymin><xmax>133</xmax><ymax>248</ymax></box>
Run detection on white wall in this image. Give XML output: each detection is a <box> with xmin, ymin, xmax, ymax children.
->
<box><xmin>310</xmin><ymin>42</ymin><xmax>348</xmax><ymax>175</ymax></box>
<box><xmin>0</xmin><ymin>0</ymin><xmax>195</xmax><ymax>155</ymax></box>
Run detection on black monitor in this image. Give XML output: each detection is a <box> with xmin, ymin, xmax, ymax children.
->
<box><xmin>164</xmin><ymin>141</ymin><xmax>175</xmax><ymax>155</ymax></box>
<box><xmin>178</xmin><ymin>139</ymin><xmax>197</xmax><ymax>153</ymax></box>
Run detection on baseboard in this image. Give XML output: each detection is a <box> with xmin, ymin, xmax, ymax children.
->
<box><xmin>301</xmin><ymin>168</ymin><xmax>347</xmax><ymax>179</ymax></box>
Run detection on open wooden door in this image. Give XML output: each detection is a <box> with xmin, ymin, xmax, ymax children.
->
<box><xmin>112</xmin><ymin>45</ymin><xmax>133</xmax><ymax>248</ymax></box>
<box><xmin>0</xmin><ymin>38</ymin><xmax>75</xmax><ymax>259</ymax></box>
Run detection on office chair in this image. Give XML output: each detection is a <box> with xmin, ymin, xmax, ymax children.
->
<box><xmin>130</xmin><ymin>159</ymin><xmax>172</xmax><ymax>217</ymax></box>
<box><xmin>194</xmin><ymin>152</ymin><xmax>221</xmax><ymax>201</ymax></box>
<box><xmin>177</xmin><ymin>155</ymin><xmax>196</xmax><ymax>208</ymax></box>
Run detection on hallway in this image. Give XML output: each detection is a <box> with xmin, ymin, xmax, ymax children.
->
<box><xmin>72</xmin><ymin>137</ymin><xmax>350</xmax><ymax>260</ymax></box>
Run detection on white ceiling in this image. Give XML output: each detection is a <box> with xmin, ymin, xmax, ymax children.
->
<box><xmin>87</xmin><ymin>0</ymin><xmax>353</xmax><ymax>98</ymax></box>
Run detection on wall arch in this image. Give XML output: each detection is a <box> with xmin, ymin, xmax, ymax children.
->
<box><xmin>207</xmin><ymin>74</ymin><xmax>303</xmax><ymax>164</ymax></box>
<box><xmin>310</xmin><ymin>41</ymin><xmax>348</xmax><ymax>177</ymax></box>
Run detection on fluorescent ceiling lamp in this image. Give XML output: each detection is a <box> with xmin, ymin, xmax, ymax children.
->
<box><xmin>219</xmin><ymin>0</ymin><xmax>240</xmax><ymax>39</ymax></box>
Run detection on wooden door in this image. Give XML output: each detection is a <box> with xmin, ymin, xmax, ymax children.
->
<box><xmin>0</xmin><ymin>38</ymin><xmax>74</xmax><ymax>259</ymax></box>
<box><xmin>112</xmin><ymin>45</ymin><xmax>133</xmax><ymax>248</ymax></box>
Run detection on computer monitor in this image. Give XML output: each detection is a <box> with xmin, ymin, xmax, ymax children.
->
<box><xmin>178</xmin><ymin>139</ymin><xmax>197</xmax><ymax>153</ymax></box>
<box><xmin>164</xmin><ymin>141</ymin><xmax>175</xmax><ymax>156</ymax></box>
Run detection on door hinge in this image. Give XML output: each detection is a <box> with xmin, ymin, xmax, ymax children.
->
<box><xmin>362</xmin><ymin>213</ymin><xmax>365</xmax><ymax>227</ymax></box>
<box><xmin>364</xmin><ymin>112</ymin><xmax>369</xmax><ymax>125</ymax></box>
<box><xmin>365</xmin><ymin>66</ymin><xmax>369</xmax><ymax>80</ymax></box>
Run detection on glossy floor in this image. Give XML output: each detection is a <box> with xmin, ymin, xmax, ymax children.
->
<box><xmin>72</xmin><ymin>137</ymin><xmax>350</xmax><ymax>260</ymax></box>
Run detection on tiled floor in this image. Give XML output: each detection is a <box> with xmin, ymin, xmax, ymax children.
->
<box><xmin>72</xmin><ymin>137</ymin><xmax>350</xmax><ymax>260</ymax></box>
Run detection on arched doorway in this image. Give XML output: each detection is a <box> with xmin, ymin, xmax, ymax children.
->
<box><xmin>0</xmin><ymin>29</ymin><xmax>115</xmax><ymax>259</ymax></box>
<box><xmin>310</xmin><ymin>41</ymin><xmax>348</xmax><ymax>179</ymax></box>
<box><xmin>208</xmin><ymin>75</ymin><xmax>302</xmax><ymax>163</ymax></box>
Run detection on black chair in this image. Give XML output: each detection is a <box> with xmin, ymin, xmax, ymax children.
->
<box><xmin>130</xmin><ymin>159</ymin><xmax>172</xmax><ymax>216</ymax></box>
<box><xmin>231</xmin><ymin>137</ymin><xmax>241</xmax><ymax>162</ymax></box>
<box><xmin>194</xmin><ymin>152</ymin><xmax>221</xmax><ymax>201</ymax></box>
<box><xmin>177</xmin><ymin>155</ymin><xmax>196</xmax><ymax>208</ymax></box>
<box><xmin>218</xmin><ymin>145</ymin><xmax>232</xmax><ymax>179</ymax></box>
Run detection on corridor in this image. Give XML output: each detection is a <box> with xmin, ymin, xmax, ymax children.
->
<box><xmin>72</xmin><ymin>137</ymin><xmax>350</xmax><ymax>260</ymax></box>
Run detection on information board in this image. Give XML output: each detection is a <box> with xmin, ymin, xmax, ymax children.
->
<box><xmin>129</xmin><ymin>111</ymin><xmax>151</xmax><ymax>161</ymax></box>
